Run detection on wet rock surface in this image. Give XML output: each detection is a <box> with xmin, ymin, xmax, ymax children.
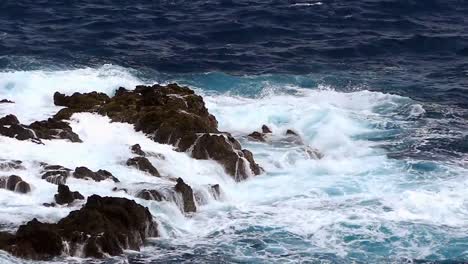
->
<box><xmin>54</xmin><ymin>184</ymin><xmax>84</xmax><ymax>205</ymax></box>
<box><xmin>73</xmin><ymin>166</ymin><xmax>119</xmax><ymax>182</ymax></box>
<box><xmin>53</xmin><ymin>84</ymin><xmax>261</xmax><ymax>180</ymax></box>
<box><xmin>0</xmin><ymin>195</ymin><xmax>158</xmax><ymax>260</ymax></box>
<box><xmin>0</xmin><ymin>160</ymin><xmax>25</xmax><ymax>170</ymax></box>
<box><xmin>0</xmin><ymin>99</ymin><xmax>14</xmax><ymax>103</ymax></box>
<box><xmin>0</xmin><ymin>175</ymin><xmax>31</xmax><ymax>193</ymax></box>
<box><xmin>136</xmin><ymin>189</ymin><xmax>164</xmax><ymax>201</ymax></box>
<box><xmin>175</xmin><ymin>178</ymin><xmax>196</xmax><ymax>213</ymax></box>
<box><xmin>0</xmin><ymin>114</ymin><xmax>81</xmax><ymax>143</ymax></box>
<box><xmin>126</xmin><ymin>157</ymin><xmax>160</xmax><ymax>177</ymax></box>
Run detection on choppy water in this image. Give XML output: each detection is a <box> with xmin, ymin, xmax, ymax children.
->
<box><xmin>0</xmin><ymin>0</ymin><xmax>467</xmax><ymax>263</ymax></box>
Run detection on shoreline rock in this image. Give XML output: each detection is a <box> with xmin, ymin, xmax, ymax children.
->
<box><xmin>0</xmin><ymin>195</ymin><xmax>158</xmax><ymax>260</ymax></box>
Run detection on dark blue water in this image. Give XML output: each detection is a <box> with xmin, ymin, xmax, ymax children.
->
<box><xmin>0</xmin><ymin>1</ymin><xmax>467</xmax><ymax>263</ymax></box>
<box><xmin>0</xmin><ymin>0</ymin><xmax>467</xmax><ymax>107</ymax></box>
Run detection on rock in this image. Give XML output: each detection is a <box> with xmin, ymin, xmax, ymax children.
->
<box><xmin>210</xmin><ymin>184</ymin><xmax>221</xmax><ymax>200</ymax></box>
<box><xmin>304</xmin><ymin>146</ymin><xmax>324</xmax><ymax>159</ymax></box>
<box><xmin>3</xmin><ymin>218</ymin><xmax>64</xmax><ymax>260</ymax></box>
<box><xmin>0</xmin><ymin>160</ymin><xmax>24</xmax><ymax>170</ymax></box>
<box><xmin>188</xmin><ymin>134</ymin><xmax>263</xmax><ymax>181</ymax></box>
<box><xmin>0</xmin><ymin>115</ymin><xmax>40</xmax><ymax>143</ymax></box>
<box><xmin>54</xmin><ymin>184</ymin><xmax>84</xmax><ymax>205</ymax></box>
<box><xmin>73</xmin><ymin>167</ymin><xmax>119</xmax><ymax>182</ymax></box>
<box><xmin>174</xmin><ymin>178</ymin><xmax>196</xmax><ymax>213</ymax></box>
<box><xmin>136</xmin><ymin>189</ymin><xmax>164</xmax><ymax>201</ymax></box>
<box><xmin>126</xmin><ymin>157</ymin><xmax>160</xmax><ymax>177</ymax></box>
<box><xmin>40</xmin><ymin>164</ymin><xmax>72</xmax><ymax>185</ymax></box>
<box><xmin>42</xmin><ymin>203</ymin><xmax>56</xmax><ymax>207</ymax></box>
<box><xmin>112</xmin><ymin>187</ymin><xmax>128</xmax><ymax>193</ymax></box>
<box><xmin>28</xmin><ymin>118</ymin><xmax>81</xmax><ymax>142</ymax></box>
<box><xmin>0</xmin><ymin>99</ymin><xmax>14</xmax><ymax>103</ymax></box>
<box><xmin>131</xmin><ymin>144</ymin><xmax>146</xmax><ymax>156</ymax></box>
<box><xmin>248</xmin><ymin>131</ymin><xmax>266</xmax><ymax>142</ymax></box>
<box><xmin>0</xmin><ymin>195</ymin><xmax>158</xmax><ymax>260</ymax></box>
<box><xmin>0</xmin><ymin>115</ymin><xmax>81</xmax><ymax>143</ymax></box>
<box><xmin>0</xmin><ymin>175</ymin><xmax>31</xmax><ymax>193</ymax></box>
<box><xmin>0</xmin><ymin>114</ymin><xmax>19</xmax><ymax>126</ymax></box>
<box><xmin>51</xmin><ymin>84</ymin><xmax>261</xmax><ymax>181</ymax></box>
<box><xmin>286</xmin><ymin>129</ymin><xmax>299</xmax><ymax>136</ymax></box>
<box><xmin>262</xmin><ymin>125</ymin><xmax>272</xmax><ymax>134</ymax></box>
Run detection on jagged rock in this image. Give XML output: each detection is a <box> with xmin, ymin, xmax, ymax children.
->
<box><xmin>0</xmin><ymin>195</ymin><xmax>158</xmax><ymax>260</ymax></box>
<box><xmin>210</xmin><ymin>184</ymin><xmax>221</xmax><ymax>200</ymax></box>
<box><xmin>0</xmin><ymin>115</ymin><xmax>40</xmax><ymax>143</ymax></box>
<box><xmin>0</xmin><ymin>114</ymin><xmax>80</xmax><ymax>143</ymax></box>
<box><xmin>54</xmin><ymin>184</ymin><xmax>84</xmax><ymax>205</ymax></box>
<box><xmin>73</xmin><ymin>167</ymin><xmax>119</xmax><ymax>182</ymax></box>
<box><xmin>174</xmin><ymin>178</ymin><xmax>196</xmax><ymax>213</ymax></box>
<box><xmin>136</xmin><ymin>189</ymin><xmax>164</xmax><ymax>201</ymax></box>
<box><xmin>131</xmin><ymin>144</ymin><xmax>146</xmax><ymax>156</ymax></box>
<box><xmin>262</xmin><ymin>125</ymin><xmax>272</xmax><ymax>134</ymax></box>
<box><xmin>248</xmin><ymin>131</ymin><xmax>266</xmax><ymax>142</ymax></box>
<box><xmin>188</xmin><ymin>134</ymin><xmax>263</xmax><ymax>181</ymax></box>
<box><xmin>286</xmin><ymin>129</ymin><xmax>299</xmax><ymax>136</ymax></box>
<box><xmin>0</xmin><ymin>160</ymin><xmax>24</xmax><ymax>170</ymax></box>
<box><xmin>40</xmin><ymin>164</ymin><xmax>72</xmax><ymax>185</ymax></box>
<box><xmin>0</xmin><ymin>99</ymin><xmax>14</xmax><ymax>103</ymax></box>
<box><xmin>126</xmin><ymin>157</ymin><xmax>160</xmax><ymax>177</ymax></box>
<box><xmin>28</xmin><ymin>119</ymin><xmax>81</xmax><ymax>142</ymax></box>
<box><xmin>0</xmin><ymin>175</ymin><xmax>31</xmax><ymax>193</ymax></box>
<box><xmin>112</xmin><ymin>187</ymin><xmax>128</xmax><ymax>193</ymax></box>
<box><xmin>52</xmin><ymin>84</ymin><xmax>261</xmax><ymax>180</ymax></box>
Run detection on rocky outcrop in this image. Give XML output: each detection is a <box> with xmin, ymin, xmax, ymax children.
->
<box><xmin>28</xmin><ymin>119</ymin><xmax>81</xmax><ymax>143</ymax></box>
<box><xmin>0</xmin><ymin>114</ymin><xmax>81</xmax><ymax>143</ymax></box>
<box><xmin>126</xmin><ymin>157</ymin><xmax>160</xmax><ymax>177</ymax></box>
<box><xmin>40</xmin><ymin>164</ymin><xmax>72</xmax><ymax>185</ymax></box>
<box><xmin>262</xmin><ymin>125</ymin><xmax>272</xmax><ymax>134</ymax></box>
<box><xmin>73</xmin><ymin>167</ymin><xmax>119</xmax><ymax>182</ymax></box>
<box><xmin>131</xmin><ymin>144</ymin><xmax>146</xmax><ymax>156</ymax></box>
<box><xmin>0</xmin><ymin>175</ymin><xmax>31</xmax><ymax>193</ymax></box>
<box><xmin>175</xmin><ymin>178</ymin><xmax>196</xmax><ymax>213</ymax></box>
<box><xmin>0</xmin><ymin>99</ymin><xmax>14</xmax><ymax>103</ymax></box>
<box><xmin>54</xmin><ymin>184</ymin><xmax>84</xmax><ymax>205</ymax></box>
<box><xmin>52</xmin><ymin>84</ymin><xmax>262</xmax><ymax>181</ymax></box>
<box><xmin>0</xmin><ymin>195</ymin><xmax>158</xmax><ymax>260</ymax></box>
<box><xmin>248</xmin><ymin>131</ymin><xmax>266</xmax><ymax>142</ymax></box>
<box><xmin>0</xmin><ymin>160</ymin><xmax>25</xmax><ymax>170</ymax></box>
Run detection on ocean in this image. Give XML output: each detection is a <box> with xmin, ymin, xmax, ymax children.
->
<box><xmin>0</xmin><ymin>0</ymin><xmax>467</xmax><ymax>263</ymax></box>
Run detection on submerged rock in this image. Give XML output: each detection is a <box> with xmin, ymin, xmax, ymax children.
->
<box><xmin>40</xmin><ymin>164</ymin><xmax>72</xmax><ymax>185</ymax></box>
<box><xmin>126</xmin><ymin>157</ymin><xmax>160</xmax><ymax>177</ymax></box>
<box><xmin>54</xmin><ymin>184</ymin><xmax>84</xmax><ymax>205</ymax></box>
<box><xmin>131</xmin><ymin>144</ymin><xmax>146</xmax><ymax>156</ymax></box>
<box><xmin>262</xmin><ymin>125</ymin><xmax>272</xmax><ymax>134</ymax></box>
<box><xmin>174</xmin><ymin>178</ymin><xmax>196</xmax><ymax>213</ymax></box>
<box><xmin>0</xmin><ymin>175</ymin><xmax>31</xmax><ymax>193</ymax></box>
<box><xmin>53</xmin><ymin>84</ymin><xmax>261</xmax><ymax>180</ymax></box>
<box><xmin>0</xmin><ymin>160</ymin><xmax>25</xmax><ymax>170</ymax></box>
<box><xmin>0</xmin><ymin>195</ymin><xmax>158</xmax><ymax>260</ymax></box>
<box><xmin>136</xmin><ymin>189</ymin><xmax>164</xmax><ymax>201</ymax></box>
<box><xmin>248</xmin><ymin>131</ymin><xmax>266</xmax><ymax>142</ymax></box>
<box><xmin>73</xmin><ymin>167</ymin><xmax>119</xmax><ymax>182</ymax></box>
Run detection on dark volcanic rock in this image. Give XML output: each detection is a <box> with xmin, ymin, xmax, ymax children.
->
<box><xmin>188</xmin><ymin>134</ymin><xmax>263</xmax><ymax>181</ymax></box>
<box><xmin>28</xmin><ymin>118</ymin><xmax>81</xmax><ymax>142</ymax></box>
<box><xmin>248</xmin><ymin>131</ymin><xmax>266</xmax><ymax>142</ymax></box>
<box><xmin>136</xmin><ymin>189</ymin><xmax>164</xmax><ymax>201</ymax></box>
<box><xmin>174</xmin><ymin>178</ymin><xmax>196</xmax><ymax>213</ymax></box>
<box><xmin>262</xmin><ymin>125</ymin><xmax>272</xmax><ymax>134</ymax></box>
<box><xmin>40</xmin><ymin>164</ymin><xmax>72</xmax><ymax>185</ymax></box>
<box><xmin>54</xmin><ymin>184</ymin><xmax>84</xmax><ymax>205</ymax></box>
<box><xmin>0</xmin><ymin>114</ymin><xmax>81</xmax><ymax>143</ymax></box>
<box><xmin>0</xmin><ymin>195</ymin><xmax>158</xmax><ymax>260</ymax></box>
<box><xmin>52</xmin><ymin>84</ymin><xmax>261</xmax><ymax>180</ymax></box>
<box><xmin>286</xmin><ymin>129</ymin><xmax>299</xmax><ymax>136</ymax></box>
<box><xmin>210</xmin><ymin>184</ymin><xmax>221</xmax><ymax>200</ymax></box>
<box><xmin>73</xmin><ymin>167</ymin><xmax>119</xmax><ymax>182</ymax></box>
<box><xmin>126</xmin><ymin>157</ymin><xmax>160</xmax><ymax>177</ymax></box>
<box><xmin>0</xmin><ymin>99</ymin><xmax>14</xmax><ymax>103</ymax></box>
<box><xmin>131</xmin><ymin>144</ymin><xmax>146</xmax><ymax>156</ymax></box>
<box><xmin>0</xmin><ymin>175</ymin><xmax>31</xmax><ymax>193</ymax></box>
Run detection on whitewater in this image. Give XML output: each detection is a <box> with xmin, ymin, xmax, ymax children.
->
<box><xmin>0</xmin><ymin>65</ymin><xmax>467</xmax><ymax>263</ymax></box>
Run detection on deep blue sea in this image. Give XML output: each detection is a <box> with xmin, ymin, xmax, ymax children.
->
<box><xmin>0</xmin><ymin>0</ymin><xmax>467</xmax><ymax>263</ymax></box>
